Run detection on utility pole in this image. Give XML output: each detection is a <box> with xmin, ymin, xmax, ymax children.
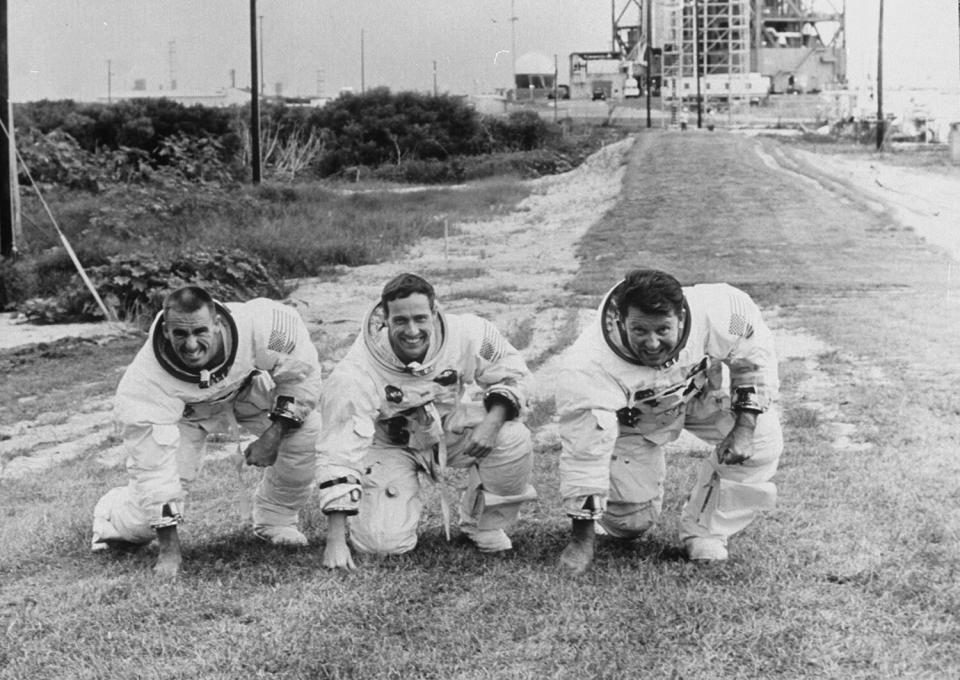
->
<box><xmin>876</xmin><ymin>0</ymin><xmax>884</xmax><ymax>150</ymax></box>
<box><xmin>249</xmin><ymin>0</ymin><xmax>262</xmax><ymax>184</ymax></box>
<box><xmin>0</xmin><ymin>0</ymin><xmax>13</xmax><ymax>257</ymax></box>
<box><xmin>259</xmin><ymin>15</ymin><xmax>265</xmax><ymax>97</ymax></box>
<box><xmin>645</xmin><ymin>0</ymin><xmax>652</xmax><ymax>128</ymax></box>
<box><xmin>361</xmin><ymin>29</ymin><xmax>365</xmax><ymax>94</ymax></box>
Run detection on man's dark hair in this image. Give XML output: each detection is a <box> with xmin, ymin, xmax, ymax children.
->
<box><xmin>616</xmin><ymin>269</ymin><xmax>684</xmax><ymax>318</ymax></box>
<box><xmin>163</xmin><ymin>286</ymin><xmax>217</xmax><ymax>318</ymax></box>
<box><xmin>381</xmin><ymin>273</ymin><xmax>436</xmax><ymax>316</ymax></box>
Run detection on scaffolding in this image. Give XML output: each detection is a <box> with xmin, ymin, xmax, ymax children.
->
<box><xmin>659</xmin><ymin>0</ymin><xmax>752</xmax><ymax>123</ymax></box>
<box><xmin>702</xmin><ymin>0</ymin><xmax>750</xmax><ymax>80</ymax></box>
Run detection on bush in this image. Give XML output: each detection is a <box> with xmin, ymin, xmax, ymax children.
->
<box><xmin>14</xmin><ymin>99</ymin><xmax>237</xmax><ymax>156</ymax></box>
<box><xmin>15</xmin><ymin>128</ymin><xmax>106</xmax><ymax>191</ymax></box>
<box><xmin>482</xmin><ymin>110</ymin><xmax>557</xmax><ymax>152</ymax></box>
<box><xmin>17</xmin><ymin>249</ymin><xmax>290</xmax><ymax>325</ymax></box>
<box><xmin>14</xmin><ymin>92</ymin><xmax>568</xmax><ymax>186</ymax></box>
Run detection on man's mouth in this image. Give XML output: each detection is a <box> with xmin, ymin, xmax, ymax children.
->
<box><xmin>181</xmin><ymin>348</ymin><xmax>206</xmax><ymax>363</ymax></box>
<box><xmin>637</xmin><ymin>347</ymin><xmax>669</xmax><ymax>363</ymax></box>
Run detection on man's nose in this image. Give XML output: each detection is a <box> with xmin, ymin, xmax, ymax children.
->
<box><xmin>642</xmin><ymin>335</ymin><xmax>660</xmax><ymax>350</ymax></box>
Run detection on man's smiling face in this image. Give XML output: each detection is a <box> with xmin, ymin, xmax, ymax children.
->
<box><xmin>164</xmin><ymin>306</ymin><xmax>224</xmax><ymax>369</ymax></box>
<box><xmin>622</xmin><ymin>306</ymin><xmax>684</xmax><ymax>367</ymax></box>
<box><xmin>385</xmin><ymin>293</ymin><xmax>436</xmax><ymax>364</ymax></box>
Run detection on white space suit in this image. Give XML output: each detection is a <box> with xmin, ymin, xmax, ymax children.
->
<box><xmin>317</xmin><ymin>302</ymin><xmax>536</xmax><ymax>554</ymax></box>
<box><xmin>556</xmin><ymin>282</ymin><xmax>782</xmax><ymax>546</ymax></box>
<box><xmin>91</xmin><ymin>298</ymin><xmax>325</xmax><ymax>547</ymax></box>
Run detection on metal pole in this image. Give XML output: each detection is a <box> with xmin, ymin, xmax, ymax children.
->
<box><xmin>433</xmin><ymin>60</ymin><xmax>438</xmax><ymax>96</ymax></box>
<box><xmin>361</xmin><ymin>29</ymin><xmax>365</xmax><ymax>94</ymax></box>
<box><xmin>259</xmin><ymin>15</ymin><xmax>264</xmax><ymax>96</ymax></box>
<box><xmin>511</xmin><ymin>0</ymin><xmax>517</xmax><ymax>92</ymax></box>
<box><xmin>0</xmin><ymin>0</ymin><xmax>13</xmax><ymax>257</ymax></box>
<box><xmin>553</xmin><ymin>53</ymin><xmax>558</xmax><ymax>122</ymax></box>
<box><xmin>249</xmin><ymin>0</ymin><xmax>262</xmax><ymax>184</ymax></box>
<box><xmin>876</xmin><ymin>0</ymin><xmax>884</xmax><ymax>150</ymax></box>
<box><xmin>701</xmin><ymin>0</ymin><xmax>707</xmax><ymax>125</ymax></box>
<box><xmin>611</xmin><ymin>0</ymin><xmax>616</xmax><ymax>52</ymax></box>
<box><xmin>107</xmin><ymin>60</ymin><xmax>112</xmax><ymax>103</ymax></box>
<box><xmin>645</xmin><ymin>0</ymin><xmax>652</xmax><ymax>128</ymax></box>
<box><xmin>694</xmin><ymin>0</ymin><xmax>702</xmax><ymax>128</ymax></box>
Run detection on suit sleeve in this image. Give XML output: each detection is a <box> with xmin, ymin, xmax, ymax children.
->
<box><xmin>471</xmin><ymin>317</ymin><xmax>533</xmax><ymax>420</ymax></box>
<box><xmin>704</xmin><ymin>285</ymin><xmax>779</xmax><ymax>410</ymax></box>
<box><xmin>250</xmin><ymin>300</ymin><xmax>324</xmax><ymax>422</ymax></box>
<box><xmin>314</xmin><ymin>348</ymin><xmax>379</xmax><ymax>512</ymax></box>
<box><xmin>113</xmin><ymin>364</ymin><xmax>186</xmax><ymax>524</ymax></box>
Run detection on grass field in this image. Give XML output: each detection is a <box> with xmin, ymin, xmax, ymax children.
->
<box><xmin>1</xmin><ymin>131</ymin><xmax>959</xmax><ymax>679</ymax></box>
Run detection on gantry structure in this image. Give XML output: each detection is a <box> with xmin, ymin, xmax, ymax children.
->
<box><xmin>606</xmin><ymin>0</ymin><xmax>845</xmax><ymax>100</ymax></box>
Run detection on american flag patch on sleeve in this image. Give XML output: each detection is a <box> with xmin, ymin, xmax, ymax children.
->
<box><xmin>268</xmin><ymin>309</ymin><xmax>298</xmax><ymax>353</ymax></box>
<box><xmin>479</xmin><ymin>322</ymin><xmax>506</xmax><ymax>361</ymax></box>
<box><xmin>728</xmin><ymin>296</ymin><xmax>754</xmax><ymax>338</ymax></box>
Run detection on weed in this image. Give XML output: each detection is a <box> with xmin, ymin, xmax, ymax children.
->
<box><xmin>526</xmin><ymin>395</ymin><xmax>557</xmax><ymax>430</ymax></box>
<box><xmin>444</xmin><ymin>286</ymin><xmax>517</xmax><ymax>305</ymax></box>
<box><xmin>528</xmin><ymin>308</ymin><xmax>584</xmax><ymax>370</ymax></box>
<box><xmin>505</xmin><ymin>315</ymin><xmax>536</xmax><ymax>351</ymax></box>
<box><xmin>420</xmin><ymin>265</ymin><xmax>488</xmax><ymax>281</ymax></box>
<box><xmin>786</xmin><ymin>406</ymin><xmax>821</xmax><ymax>429</ymax></box>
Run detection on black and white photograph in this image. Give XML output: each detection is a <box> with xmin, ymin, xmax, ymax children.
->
<box><xmin>1</xmin><ymin>1</ymin><xmax>958</xmax><ymax>678</ymax></box>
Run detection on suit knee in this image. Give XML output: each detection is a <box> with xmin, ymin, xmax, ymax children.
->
<box><xmin>349</xmin><ymin>519</ymin><xmax>418</xmax><ymax>555</ymax></box>
<box><xmin>494</xmin><ymin>420</ymin><xmax>532</xmax><ymax>455</ymax></box>
<box><xmin>601</xmin><ymin>501</ymin><xmax>659</xmax><ymax>539</ymax></box>
<box><xmin>349</xmin><ymin>463</ymin><xmax>421</xmax><ymax>555</ymax></box>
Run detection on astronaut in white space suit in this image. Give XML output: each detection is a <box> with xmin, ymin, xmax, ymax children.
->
<box><xmin>556</xmin><ymin>269</ymin><xmax>783</xmax><ymax>573</ymax></box>
<box><xmin>91</xmin><ymin>286</ymin><xmax>355</xmax><ymax>577</ymax></box>
<box><xmin>317</xmin><ymin>273</ymin><xmax>537</xmax><ymax>560</ymax></box>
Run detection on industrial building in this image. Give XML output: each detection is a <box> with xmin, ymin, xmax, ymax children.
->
<box><xmin>569</xmin><ymin>0</ymin><xmax>845</xmax><ymax>101</ymax></box>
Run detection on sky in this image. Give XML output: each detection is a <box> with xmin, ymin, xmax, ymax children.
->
<box><xmin>7</xmin><ymin>0</ymin><xmax>960</xmax><ymax>102</ymax></box>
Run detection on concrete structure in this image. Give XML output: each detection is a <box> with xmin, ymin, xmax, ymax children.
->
<box><xmin>514</xmin><ymin>52</ymin><xmax>557</xmax><ymax>100</ymax></box>
<box><xmin>569</xmin><ymin>51</ymin><xmax>631</xmax><ymax>101</ymax></box>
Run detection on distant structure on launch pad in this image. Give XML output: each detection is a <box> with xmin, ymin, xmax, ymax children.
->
<box><xmin>570</xmin><ymin>0</ymin><xmax>845</xmax><ymax>102</ymax></box>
